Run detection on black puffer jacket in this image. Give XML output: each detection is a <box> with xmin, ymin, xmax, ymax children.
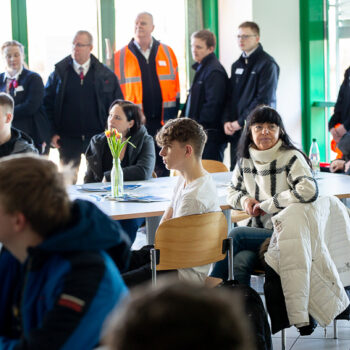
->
<box><xmin>224</xmin><ymin>43</ymin><xmax>279</xmax><ymax>127</ymax></box>
<box><xmin>84</xmin><ymin>125</ymin><xmax>155</xmax><ymax>182</ymax></box>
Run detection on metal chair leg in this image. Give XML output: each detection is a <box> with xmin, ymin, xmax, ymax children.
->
<box><xmin>227</xmin><ymin>237</ymin><xmax>234</xmax><ymax>281</ymax></box>
<box><xmin>333</xmin><ymin>319</ymin><xmax>338</xmax><ymax>339</ymax></box>
<box><xmin>281</xmin><ymin>328</ymin><xmax>286</xmax><ymax>350</ymax></box>
<box><xmin>150</xmin><ymin>248</ymin><xmax>157</xmax><ymax>286</ymax></box>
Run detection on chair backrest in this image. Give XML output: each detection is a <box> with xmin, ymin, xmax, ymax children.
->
<box><xmin>154</xmin><ymin>211</ymin><xmax>228</xmax><ymax>270</ymax></box>
<box><xmin>202</xmin><ymin>159</ymin><xmax>228</xmax><ymax>173</ymax></box>
<box><xmin>171</xmin><ymin>160</ymin><xmax>228</xmax><ymax>176</ymax></box>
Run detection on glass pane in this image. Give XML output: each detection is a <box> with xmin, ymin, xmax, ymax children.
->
<box><xmin>26</xmin><ymin>0</ymin><xmax>99</xmax><ymax>84</ymax></box>
<box><xmin>0</xmin><ymin>0</ymin><xmax>12</xmax><ymax>72</ymax></box>
<box><xmin>115</xmin><ymin>0</ymin><xmax>187</xmax><ymax>102</ymax></box>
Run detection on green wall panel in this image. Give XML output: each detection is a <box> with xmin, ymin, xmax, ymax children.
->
<box><xmin>11</xmin><ymin>0</ymin><xmax>28</xmax><ymax>64</ymax></box>
<box><xmin>300</xmin><ymin>0</ymin><xmax>326</xmax><ymax>159</ymax></box>
<box><xmin>202</xmin><ymin>0</ymin><xmax>219</xmax><ymax>57</ymax></box>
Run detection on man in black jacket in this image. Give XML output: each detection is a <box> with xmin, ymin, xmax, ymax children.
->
<box><xmin>44</xmin><ymin>30</ymin><xmax>123</xmax><ymax>177</ymax></box>
<box><xmin>329</xmin><ymin>67</ymin><xmax>350</xmax><ymax>144</ymax></box>
<box><xmin>182</xmin><ymin>29</ymin><xmax>228</xmax><ymax>161</ymax></box>
<box><xmin>224</xmin><ymin>22</ymin><xmax>279</xmax><ymax>169</ymax></box>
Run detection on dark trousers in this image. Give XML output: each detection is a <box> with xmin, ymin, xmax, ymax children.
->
<box><xmin>122</xmin><ymin>245</ymin><xmax>176</xmax><ymax>288</ymax></box>
<box><xmin>58</xmin><ymin>135</ymin><xmax>92</xmax><ymax>167</ymax></box>
<box><xmin>202</xmin><ymin>135</ymin><xmax>227</xmax><ymax>162</ymax></box>
<box><xmin>228</xmin><ymin>130</ymin><xmax>242</xmax><ymax>171</ymax></box>
<box><xmin>119</xmin><ymin>218</ymin><xmax>144</xmax><ymax>244</ymax></box>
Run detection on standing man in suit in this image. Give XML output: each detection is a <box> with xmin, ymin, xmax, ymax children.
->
<box><xmin>0</xmin><ymin>40</ymin><xmax>49</xmax><ymax>153</ymax></box>
<box><xmin>44</xmin><ymin>30</ymin><xmax>123</xmax><ymax>176</ymax></box>
<box><xmin>182</xmin><ymin>29</ymin><xmax>228</xmax><ymax>162</ymax></box>
<box><xmin>224</xmin><ymin>22</ymin><xmax>279</xmax><ymax>169</ymax></box>
<box><xmin>114</xmin><ymin>12</ymin><xmax>180</xmax><ymax>176</ymax></box>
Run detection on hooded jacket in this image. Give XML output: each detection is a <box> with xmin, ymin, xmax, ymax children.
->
<box><xmin>0</xmin><ymin>200</ymin><xmax>130</xmax><ymax>350</ymax></box>
<box><xmin>84</xmin><ymin>125</ymin><xmax>155</xmax><ymax>183</ymax></box>
<box><xmin>0</xmin><ymin>127</ymin><xmax>38</xmax><ymax>158</ymax></box>
<box><xmin>0</xmin><ymin>68</ymin><xmax>50</xmax><ymax>148</ymax></box>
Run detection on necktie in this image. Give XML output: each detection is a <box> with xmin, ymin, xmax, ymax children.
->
<box><xmin>8</xmin><ymin>79</ymin><xmax>18</xmax><ymax>95</ymax></box>
<box><xmin>79</xmin><ymin>66</ymin><xmax>84</xmax><ymax>85</ymax></box>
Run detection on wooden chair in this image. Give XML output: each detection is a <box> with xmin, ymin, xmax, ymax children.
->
<box><xmin>201</xmin><ymin>159</ymin><xmax>228</xmax><ymax>173</ymax></box>
<box><xmin>150</xmin><ymin>211</ymin><xmax>233</xmax><ymax>285</ymax></box>
<box><xmin>171</xmin><ymin>159</ymin><xmax>228</xmax><ymax>176</ymax></box>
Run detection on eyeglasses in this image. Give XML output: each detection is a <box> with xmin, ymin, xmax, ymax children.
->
<box><xmin>72</xmin><ymin>43</ymin><xmax>91</xmax><ymax>48</ymax></box>
<box><xmin>251</xmin><ymin>124</ymin><xmax>279</xmax><ymax>133</ymax></box>
<box><xmin>237</xmin><ymin>35</ymin><xmax>257</xmax><ymax>40</ymax></box>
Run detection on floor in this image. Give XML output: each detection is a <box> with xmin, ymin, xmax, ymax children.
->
<box><xmin>271</xmin><ymin>320</ymin><xmax>350</xmax><ymax>350</ymax></box>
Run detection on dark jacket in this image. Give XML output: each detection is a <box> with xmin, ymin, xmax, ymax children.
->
<box><xmin>329</xmin><ymin>67</ymin><xmax>350</xmax><ymax>131</ymax></box>
<box><xmin>0</xmin><ymin>199</ymin><xmax>130</xmax><ymax>350</ymax></box>
<box><xmin>224</xmin><ymin>44</ymin><xmax>279</xmax><ymax>127</ymax></box>
<box><xmin>0</xmin><ymin>68</ymin><xmax>50</xmax><ymax>149</ymax></box>
<box><xmin>182</xmin><ymin>52</ymin><xmax>228</xmax><ymax>135</ymax></box>
<box><xmin>43</xmin><ymin>55</ymin><xmax>123</xmax><ymax>136</ymax></box>
<box><xmin>0</xmin><ymin>127</ymin><xmax>38</xmax><ymax>158</ymax></box>
<box><xmin>84</xmin><ymin>125</ymin><xmax>155</xmax><ymax>183</ymax></box>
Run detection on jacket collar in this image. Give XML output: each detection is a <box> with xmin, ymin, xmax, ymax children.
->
<box><xmin>192</xmin><ymin>52</ymin><xmax>216</xmax><ymax>71</ymax></box>
<box><xmin>239</xmin><ymin>43</ymin><xmax>263</xmax><ymax>65</ymax></box>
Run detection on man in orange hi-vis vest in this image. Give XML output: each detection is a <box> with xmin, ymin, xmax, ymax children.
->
<box><xmin>114</xmin><ymin>12</ymin><xmax>180</xmax><ymax>176</ymax></box>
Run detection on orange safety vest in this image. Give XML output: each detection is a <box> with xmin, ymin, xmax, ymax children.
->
<box><xmin>331</xmin><ymin>123</ymin><xmax>344</xmax><ymax>159</ymax></box>
<box><xmin>114</xmin><ymin>42</ymin><xmax>180</xmax><ymax>124</ymax></box>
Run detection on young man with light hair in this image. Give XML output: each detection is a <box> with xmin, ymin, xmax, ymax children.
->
<box><xmin>0</xmin><ymin>155</ymin><xmax>130</xmax><ymax>349</ymax></box>
<box><xmin>0</xmin><ymin>92</ymin><xmax>37</xmax><ymax>157</ymax></box>
<box><xmin>122</xmin><ymin>118</ymin><xmax>220</xmax><ymax>285</ymax></box>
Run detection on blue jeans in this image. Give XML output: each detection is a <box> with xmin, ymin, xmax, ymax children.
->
<box><xmin>210</xmin><ymin>226</ymin><xmax>273</xmax><ymax>286</ymax></box>
<box><xmin>119</xmin><ymin>218</ymin><xmax>145</xmax><ymax>244</ymax></box>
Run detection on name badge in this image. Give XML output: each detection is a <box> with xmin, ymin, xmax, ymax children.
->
<box><xmin>15</xmin><ymin>86</ymin><xmax>24</xmax><ymax>92</ymax></box>
<box><xmin>158</xmin><ymin>60</ymin><xmax>167</xmax><ymax>67</ymax></box>
<box><xmin>235</xmin><ymin>68</ymin><xmax>244</xmax><ymax>75</ymax></box>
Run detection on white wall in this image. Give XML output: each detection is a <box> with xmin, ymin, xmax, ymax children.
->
<box><xmin>253</xmin><ymin>0</ymin><xmax>302</xmax><ymax>147</ymax></box>
<box><xmin>218</xmin><ymin>0</ymin><xmax>302</xmax><ymax>147</ymax></box>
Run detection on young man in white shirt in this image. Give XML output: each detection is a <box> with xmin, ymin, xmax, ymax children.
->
<box><xmin>122</xmin><ymin>118</ymin><xmax>220</xmax><ymax>285</ymax></box>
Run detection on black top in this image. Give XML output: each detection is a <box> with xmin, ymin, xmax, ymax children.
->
<box><xmin>84</xmin><ymin>125</ymin><xmax>156</xmax><ymax>182</ymax></box>
<box><xmin>329</xmin><ymin>66</ymin><xmax>350</xmax><ymax>131</ymax></box>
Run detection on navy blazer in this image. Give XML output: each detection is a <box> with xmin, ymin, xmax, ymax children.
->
<box><xmin>0</xmin><ymin>68</ymin><xmax>50</xmax><ymax>149</ymax></box>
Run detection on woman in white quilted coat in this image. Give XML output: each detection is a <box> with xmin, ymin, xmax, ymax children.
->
<box><xmin>207</xmin><ymin>105</ymin><xmax>318</xmax><ymax>287</ymax></box>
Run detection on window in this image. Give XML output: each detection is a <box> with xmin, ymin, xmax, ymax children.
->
<box><xmin>0</xmin><ymin>0</ymin><xmax>12</xmax><ymax>72</ymax></box>
<box><xmin>26</xmin><ymin>0</ymin><xmax>99</xmax><ymax>84</ymax></box>
<box><xmin>114</xmin><ymin>0</ymin><xmax>187</xmax><ymax>102</ymax></box>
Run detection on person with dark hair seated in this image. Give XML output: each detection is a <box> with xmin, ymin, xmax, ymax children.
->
<box><xmin>104</xmin><ymin>279</ymin><xmax>256</xmax><ymax>350</ymax></box>
<box><xmin>85</xmin><ymin>99</ymin><xmax>155</xmax><ymax>243</ymax></box>
<box><xmin>206</xmin><ymin>105</ymin><xmax>318</xmax><ymax>287</ymax></box>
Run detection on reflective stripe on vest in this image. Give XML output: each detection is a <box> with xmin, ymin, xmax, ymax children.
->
<box><xmin>115</xmin><ymin>43</ymin><xmax>179</xmax><ymax>122</ymax></box>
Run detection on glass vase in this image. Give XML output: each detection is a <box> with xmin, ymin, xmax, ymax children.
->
<box><xmin>111</xmin><ymin>158</ymin><xmax>123</xmax><ymax>198</ymax></box>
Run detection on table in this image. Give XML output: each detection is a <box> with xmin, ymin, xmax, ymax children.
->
<box><xmin>316</xmin><ymin>171</ymin><xmax>350</xmax><ymax>199</ymax></box>
<box><xmin>68</xmin><ymin>172</ymin><xmax>232</xmax><ymax>244</ymax></box>
<box><xmin>68</xmin><ymin>171</ymin><xmax>350</xmax><ymax>244</ymax></box>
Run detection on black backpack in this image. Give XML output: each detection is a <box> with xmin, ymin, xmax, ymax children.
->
<box><xmin>218</xmin><ymin>279</ymin><xmax>272</xmax><ymax>350</ymax></box>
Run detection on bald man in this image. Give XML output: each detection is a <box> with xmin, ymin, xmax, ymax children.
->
<box><xmin>114</xmin><ymin>12</ymin><xmax>180</xmax><ymax>176</ymax></box>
